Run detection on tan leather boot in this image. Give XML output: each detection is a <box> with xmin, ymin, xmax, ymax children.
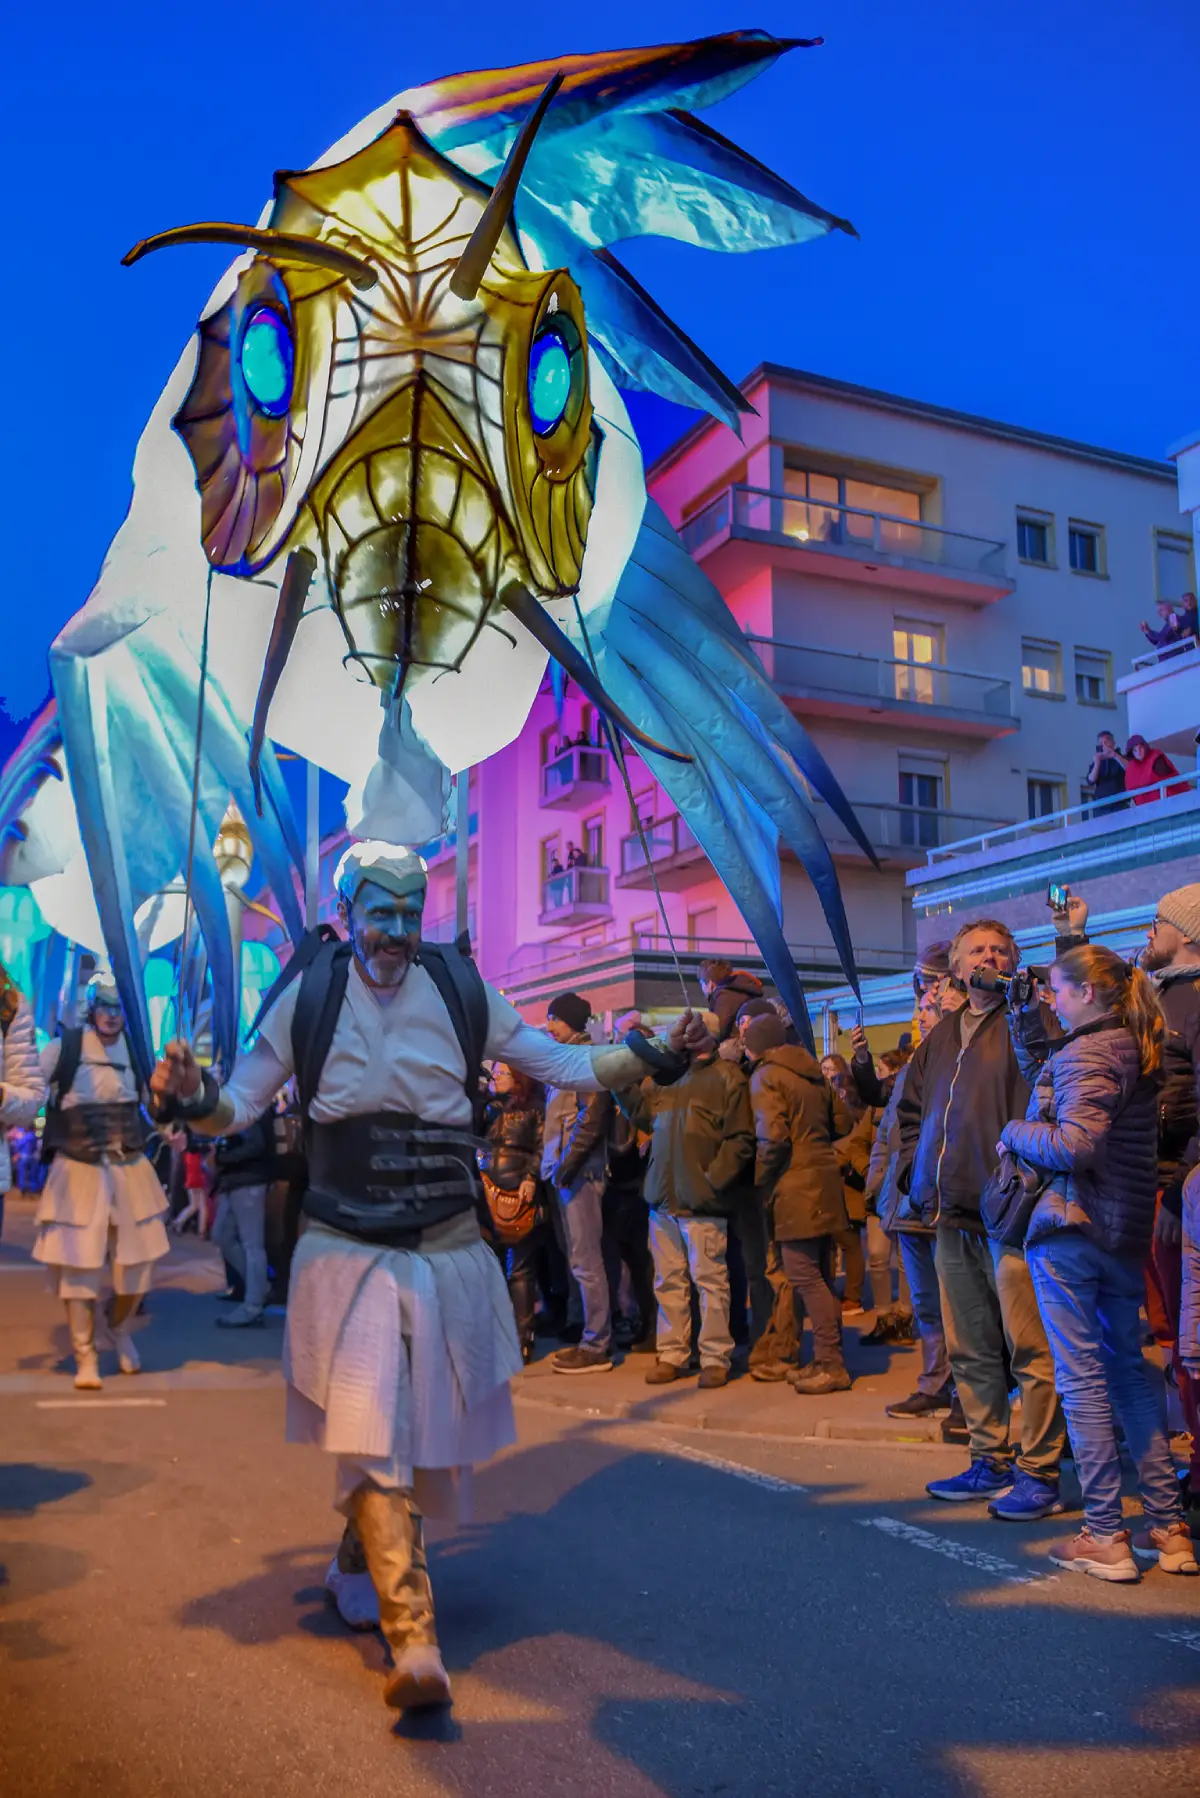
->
<box><xmin>107</xmin><ymin>1294</ymin><xmax>141</xmax><ymax>1374</ymax></box>
<box><xmin>67</xmin><ymin>1300</ymin><xmax>102</xmax><ymax>1390</ymax></box>
<box><xmin>350</xmin><ymin>1484</ymin><xmax>451</xmax><ymax>1710</ymax></box>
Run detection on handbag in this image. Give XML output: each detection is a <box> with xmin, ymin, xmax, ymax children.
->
<box><xmin>980</xmin><ymin>1150</ymin><xmax>1051</xmax><ymax>1248</ymax></box>
<box><xmin>481</xmin><ymin>1170</ymin><xmax>541</xmax><ymax>1246</ymax></box>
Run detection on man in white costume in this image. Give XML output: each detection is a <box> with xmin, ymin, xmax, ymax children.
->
<box><xmin>34</xmin><ymin>976</ymin><xmax>170</xmax><ymax>1387</ymax></box>
<box><xmin>151</xmin><ymin>840</ymin><xmax>697</xmax><ymax>1713</ymax></box>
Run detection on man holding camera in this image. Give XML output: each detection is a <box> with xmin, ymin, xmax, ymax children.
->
<box><xmin>897</xmin><ymin>919</ymin><xmax>1067</xmax><ymax>1517</ymax></box>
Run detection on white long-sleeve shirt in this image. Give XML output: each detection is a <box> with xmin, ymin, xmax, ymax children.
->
<box><xmin>220</xmin><ymin>958</ymin><xmax>607</xmax><ymax>1132</ymax></box>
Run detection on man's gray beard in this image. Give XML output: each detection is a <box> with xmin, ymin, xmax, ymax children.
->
<box><xmin>355</xmin><ymin>943</ymin><xmax>414</xmax><ymax>989</ymax></box>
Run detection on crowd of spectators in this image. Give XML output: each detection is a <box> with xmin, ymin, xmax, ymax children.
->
<box><xmin>476</xmin><ymin>928</ymin><xmax>1200</xmax><ymax>1582</ymax></box>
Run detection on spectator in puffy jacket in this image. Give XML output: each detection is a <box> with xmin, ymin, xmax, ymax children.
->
<box><xmin>746</xmin><ymin>1014</ymin><xmax>855</xmax><ymax>1395</ymax></box>
<box><xmin>898</xmin><ymin>917</ymin><xmax>1067</xmax><ymax>1517</ymax></box>
<box><xmin>1003</xmin><ymin>946</ymin><xmax>1196</xmax><ymax>1581</ymax></box>
<box><xmin>860</xmin><ymin>1047</ymin><xmax>914</xmax><ymax>1341</ymax></box>
<box><xmin>541</xmin><ymin>992</ymin><xmax>614</xmax><ymax>1375</ymax></box>
<box><xmin>622</xmin><ymin>1017</ymin><xmax>754</xmax><ymax>1389</ymax></box>
<box><xmin>1124</xmin><ymin>735</ymin><xmax>1185</xmax><ymax>807</ymax></box>
<box><xmin>1137</xmin><ymin>882</ymin><xmax>1200</xmax><ymax>1519</ymax></box>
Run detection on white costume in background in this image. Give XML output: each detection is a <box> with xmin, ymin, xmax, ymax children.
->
<box><xmin>32</xmin><ymin>1030</ymin><xmax>169</xmax><ymax>1299</ymax></box>
<box><xmin>0</xmin><ymin>991</ymin><xmax>45</xmax><ymax>1206</ymax></box>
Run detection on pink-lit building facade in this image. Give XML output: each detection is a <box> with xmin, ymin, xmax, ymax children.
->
<box><xmin>305</xmin><ymin>363</ymin><xmax>1187</xmax><ymax>1028</ymax></box>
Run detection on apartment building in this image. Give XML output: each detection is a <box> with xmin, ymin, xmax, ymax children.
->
<box><xmin>304</xmin><ymin>365</ymin><xmax>1194</xmax><ymax>1024</ymax></box>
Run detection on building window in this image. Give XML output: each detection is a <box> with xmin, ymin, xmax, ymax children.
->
<box><xmin>1027</xmin><ymin>776</ymin><xmax>1067</xmax><ymax>819</ymax></box>
<box><xmin>540</xmin><ymin>835</ymin><xmax>562</xmax><ymax>879</ymax></box>
<box><xmin>1017</xmin><ymin>510</ymin><xmax>1053</xmax><ymax>566</ymax></box>
<box><xmin>631</xmin><ymin>914</ymin><xmax>658</xmax><ymax>951</ymax></box>
<box><xmin>893</xmin><ymin>619</ymin><xmax>944</xmax><ymax>705</ymax></box>
<box><xmin>1021</xmin><ymin>638</ymin><xmax>1062</xmax><ymax>696</ymax></box>
<box><xmin>1068</xmin><ymin>520</ymin><xmax>1105</xmax><ymax>576</ymax></box>
<box><xmin>1156</xmin><ymin>530</ymin><xmax>1197</xmax><ymax>605</ymax></box>
<box><xmin>687</xmin><ymin>907</ymin><xmax>719</xmax><ymax>951</ymax></box>
<box><xmin>782</xmin><ymin>466</ymin><xmax>922</xmax><ymax>551</ymax></box>
<box><xmin>582</xmin><ymin>815</ymin><xmax>604</xmax><ymax>867</ymax></box>
<box><xmin>898</xmin><ymin>760</ymin><xmax>945</xmax><ymax>848</ymax></box>
<box><xmin>1074</xmin><ymin>646</ymin><xmax>1112</xmax><ymax>705</ymax></box>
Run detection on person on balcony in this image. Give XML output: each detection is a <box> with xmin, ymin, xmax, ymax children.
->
<box><xmin>566</xmin><ymin>842</ymin><xmax>586</xmax><ymax>869</ymax></box>
<box><xmin>1087</xmin><ymin>731</ymin><xmax>1128</xmax><ymax>810</ymax></box>
<box><xmin>1140</xmin><ymin>597</ymin><xmax>1197</xmax><ymax>657</ymax></box>
<box><xmin>1124</xmin><ymin>736</ymin><xmax>1185</xmax><ymax>807</ymax></box>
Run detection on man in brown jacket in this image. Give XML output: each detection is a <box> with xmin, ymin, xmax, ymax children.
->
<box><xmin>622</xmin><ymin>1017</ymin><xmax>755</xmax><ymax>1389</ymax></box>
<box><xmin>747</xmin><ymin>1014</ymin><xmax>857</xmax><ymax>1394</ymax></box>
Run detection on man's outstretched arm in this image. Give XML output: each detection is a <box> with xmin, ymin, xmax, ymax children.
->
<box><xmin>150</xmin><ymin>1037</ymin><xmax>292</xmax><ymax>1136</ymax></box>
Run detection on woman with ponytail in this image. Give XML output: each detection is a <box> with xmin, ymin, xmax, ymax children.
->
<box><xmin>1002</xmin><ymin>946</ymin><xmax>1196</xmax><ymax>1580</ymax></box>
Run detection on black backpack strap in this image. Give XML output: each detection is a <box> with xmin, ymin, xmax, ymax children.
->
<box><xmin>291</xmin><ymin>939</ymin><xmax>353</xmax><ymax>1118</ymax></box>
<box><xmin>246</xmin><ymin>924</ymin><xmax>342</xmax><ymax>1043</ymax></box>
<box><xmin>418</xmin><ymin>935</ymin><xmax>489</xmax><ymax>1111</ymax></box>
<box><xmin>52</xmin><ymin>1027</ymin><xmax>84</xmax><ymax>1103</ymax></box>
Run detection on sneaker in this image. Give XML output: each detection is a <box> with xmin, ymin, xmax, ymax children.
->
<box><xmin>926</xmin><ymin>1457</ymin><xmax>1014</xmax><ymax>1503</ymax></box>
<box><xmin>1131</xmin><ymin>1521</ymin><xmax>1200</xmax><ymax>1575</ymax></box>
<box><xmin>1049</xmin><ymin>1526</ymin><xmax>1139</xmax><ymax>1582</ymax></box>
<box><xmin>552</xmin><ymin>1345</ymin><xmax>613</xmax><ymax>1375</ymax></box>
<box><xmin>988</xmin><ymin>1469</ymin><xmax>1064</xmax><ymax>1522</ymax></box>
<box><xmin>216</xmin><ymin>1303</ymin><xmax>265</xmax><ymax>1329</ymax></box>
<box><xmin>644</xmin><ymin>1360</ymin><xmax>684</xmax><ymax>1385</ymax></box>
<box><xmin>886</xmin><ymin>1389</ymin><xmax>952</xmax><ymax>1419</ymax></box>
<box><xmin>941</xmin><ymin>1396</ymin><xmax>969</xmax><ymax>1445</ymax></box>
<box><xmin>858</xmin><ymin>1312</ymin><xmax>898</xmax><ymax>1345</ymax></box>
<box><xmin>698</xmin><ymin>1366</ymin><xmax>729</xmax><ymax>1390</ymax></box>
<box><xmin>840</xmin><ymin>1299</ymin><xmax>865</xmax><ymax>1319</ymax></box>
<box><xmin>791</xmin><ymin>1364</ymin><xmax>853</xmax><ymax>1394</ymax></box>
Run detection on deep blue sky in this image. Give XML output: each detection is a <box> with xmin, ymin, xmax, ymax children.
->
<box><xmin>2</xmin><ymin>0</ymin><xmax>1197</xmax><ymax>738</ymax></box>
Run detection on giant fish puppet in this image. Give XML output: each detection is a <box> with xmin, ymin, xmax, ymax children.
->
<box><xmin>1</xmin><ymin>30</ymin><xmax>874</xmax><ymax>1077</ymax></box>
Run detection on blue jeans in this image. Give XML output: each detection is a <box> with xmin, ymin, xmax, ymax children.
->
<box><xmin>556</xmin><ymin>1172</ymin><xmax>610</xmax><ymax>1353</ymax></box>
<box><xmin>897</xmin><ymin>1232</ymin><xmax>950</xmax><ymax>1396</ymax></box>
<box><xmin>1027</xmin><ymin>1229</ymin><xmax>1183</xmax><ymax>1535</ymax></box>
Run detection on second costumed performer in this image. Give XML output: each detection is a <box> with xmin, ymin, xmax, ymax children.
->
<box><xmin>151</xmin><ymin>840</ymin><xmax>700</xmax><ymax>1712</ymax></box>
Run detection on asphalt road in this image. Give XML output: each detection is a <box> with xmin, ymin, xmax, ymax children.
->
<box><xmin>3</xmin><ymin>1226</ymin><xmax>1200</xmax><ymax>1797</ymax></box>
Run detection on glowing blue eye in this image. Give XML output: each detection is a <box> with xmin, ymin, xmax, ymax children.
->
<box><xmin>528</xmin><ymin>327</ymin><xmax>572</xmax><ymax>434</ymax></box>
<box><xmin>240</xmin><ymin>307</ymin><xmax>292</xmax><ymax>415</ymax></box>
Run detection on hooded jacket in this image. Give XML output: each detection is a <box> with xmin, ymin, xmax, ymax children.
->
<box><xmin>1002</xmin><ymin>1015</ymin><xmax>1160</xmax><ymax>1259</ymax></box>
<box><xmin>1152</xmin><ymin>965</ymin><xmax>1200</xmax><ymax>1210</ymax></box>
<box><xmin>896</xmin><ymin>998</ymin><xmax>1060</xmax><ymax>1230</ymax></box>
<box><xmin>623</xmin><ymin>1053</ymin><xmax>753</xmax><ymax>1217</ymax></box>
<box><xmin>749</xmin><ymin>1044</ymin><xmax>853</xmax><ymax>1240</ymax></box>
<box><xmin>707</xmin><ymin>971</ymin><xmax>765</xmax><ymax>1043</ymax></box>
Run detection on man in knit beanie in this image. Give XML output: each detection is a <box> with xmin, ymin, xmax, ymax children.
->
<box><xmin>1141</xmin><ymin>883</ymin><xmax>1200</xmax><ymax>1523</ymax></box>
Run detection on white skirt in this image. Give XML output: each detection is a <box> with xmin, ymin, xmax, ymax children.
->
<box><xmin>283</xmin><ymin>1218</ymin><xmax>522</xmax><ymax>1489</ymax></box>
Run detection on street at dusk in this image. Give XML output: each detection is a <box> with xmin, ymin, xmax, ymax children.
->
<box><xmin>2</xmin><ymin>6</ymin><xmax>1199</xmax><ymax>1792</ymax></box>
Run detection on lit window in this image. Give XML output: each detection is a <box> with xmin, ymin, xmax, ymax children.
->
<box><xmin>1017</xmin><ymin>512</ymin><xmax>1052</xmax><ymax>565</ymax></box>
<box><xmin>1068</xmin><ymin>522</ymin><xmax>1103</xmax><ymax>575</ymax></box>
<box><xmin>1021</xmin><ymin>638</ymin><xmax>1062</xmax><ymax>696</ymax></box>
<box><xmin>781</xmin><ymin>466</ymin><xmax>922</xmax><ymax>547</ymax></box>
<box><xmin>1074</xmin><ymin>647</ymin><xmax>1111</xmax><ymax>705</ymax></box>
<box><xmin>893</xmin><ymin>620</ymin><xmax>944</xmax><ymax>705</ymax></box>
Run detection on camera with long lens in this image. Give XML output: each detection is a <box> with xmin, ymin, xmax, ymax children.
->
<box><xmin>968</xmin><ymin>966</ymin><xmax>1047</xmax><ymax>1008</ymax></box>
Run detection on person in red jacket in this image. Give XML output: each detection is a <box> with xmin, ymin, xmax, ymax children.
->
<box><xmin>1124</xmin><ymin>736</ymin><xmax>1186</xmax><ymax>807</ymax></box>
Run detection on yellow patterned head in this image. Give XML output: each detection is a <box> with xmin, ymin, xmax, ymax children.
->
<box><xmin>172</xmin><ymin>114</ymin><xmax>596</xmax><ymax>693</ymax></box>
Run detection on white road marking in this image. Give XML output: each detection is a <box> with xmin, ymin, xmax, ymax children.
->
<box><xmin>0</xmin><ymin>1263</ymin><xmax>41</xmax><ymax>1274</ymax></box>
<box><xmin>650</xmin><ymin>1437</ymin><xmax>808</xmax><ymax>1494</ymax></box>
<box><xmin>859</xmin><ymin>1515</ymin><xmax>1054</xmax><ymax>1585</ymax></box>
<box><xmin>1157</xmin><ymin>1629</ymin><xmax>1200</xmax><ymax>1654</ymax></box>
<box><xmin>35</xmin><ymin>1398</ymin><xmax>168</xmax><ymax>1410</ymax></box>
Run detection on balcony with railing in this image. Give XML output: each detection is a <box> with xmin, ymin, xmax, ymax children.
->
<box><xmin>817</xmin><ymin>800</ymin><xmax>1017</xmax><ymax>861</ymax></box>
<box><xmin>540</xmin><ymin>743</ymin><xmax>611</xmax><ymax>808</ymax></box>
<box><xmin>679</xmin><ymin>485</ymin><xmax>1012</xmax><ymax>604</ymax></box>
<box><xmin>906</xmin><ymin>769</ymin><xmax>1200</xmax><ymax>929</ymax></box>
<box><xmin>616</xmin><ymin>813</ymin><xmax>706</xmax><ymax>888</ymax></box>
<box><xmin>747</xmin><ymin>638</ymin><xmax>1018</xmax><ymax>738</ymax></box>
<box><xmin>1117</xmin><ymin>638</ymin><xmax>1200</xmax><ymax>758</ymax></box>
<box><xmin>423</xmin><ymin>905</ymin><xmax>478</xmax><ymax>944</ymax></box>
<box><xmin>539</xmin><ymin>864</ymin><xmax>612</xmax><ymax>927</ymax></box>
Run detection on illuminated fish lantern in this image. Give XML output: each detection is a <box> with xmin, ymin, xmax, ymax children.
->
<box><xmin>13</xmin><ymin>30</ymin><xmax>874</xmax><ymax>1073</ymax></box>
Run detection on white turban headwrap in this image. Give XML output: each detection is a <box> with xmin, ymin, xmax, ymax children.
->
<box><xmin>334</xmin><ymin>840</ymin><xmax>429</xmax><ymax>906</ymax></box>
